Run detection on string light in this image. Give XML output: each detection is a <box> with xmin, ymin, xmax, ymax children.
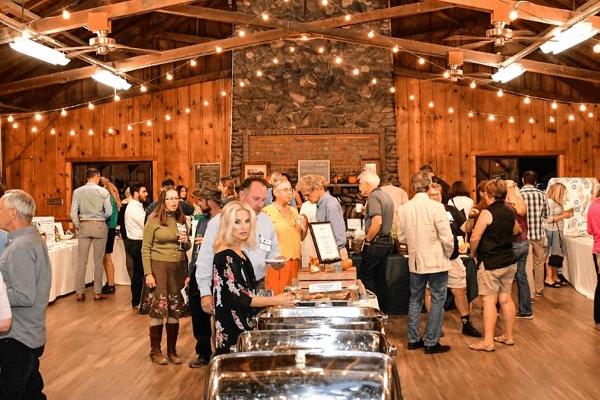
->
<box><xmin>34</xmin><ymin>112</ymin><xmax>42</xmax><ymax>121</ymax></box>
<box><xmin>428</xmin><ymin>101</ymin><xmax>434</xmax><ymax>108</ymax></box>
<box><xmin>497</xmin><ymin>89</ymin><xmax>504</xmax><ymax>97</ymax></box>
<box><xmin>528</xmin><ymin>117</ymin><xmax>535</xmax><ymax>124</ymax></box>
<box><xmin>185</xmin><ymin>107</ymin><xmax>191</xmax><ymax>113</ymax></box>
<box><xmin>448</xmin><ymin>107</ymin><xmax>454</xmax><ymax>114</ymax></box>
<box><xmin>442</xmin><ymin>70</ymin><xmax>450</xmax><ymax>79</ymax></box>
<box><xmin>320</xmin><ymin>0</ymin><xmax>328</xmax><ymax>5</ymax></box>
<box><xmin>127</xmin><ymin>124</ymin><xmax>133</xmax><ymax>131</ymax></box>
<box><xmin>220</xmin><ymin>90</ymin><xmax>227</xmax><ymax>97</ymax></box>
<box><xmin>190</xmin><ymin>59</ymin><xmax>197</xmax><ymax>67</ymax></box>
<box><xmin>107</xmin><ymin>127</ymin><xmax>114</xmax><ymax>134</ymax></box>
<box><xmin>165</xmin><ymin>114</ymin><xmax>172</xmax><ymax>121</ymax></box>
<box><xmin>568</xmin><ymin>114</ymin><xmax>575</xmax><ymax>121</ymax></box>
<box><xmin>509</xmin><ymin>9</ymin><xmax>518</xmax><ymax>21</ymax></box>
<box><xmin>551</xmin><ymin>101</ymin><xmax>558</xmax><ymax>110</ymax></box>
<box><xmin>88</xmin><ymin>128</ymin><xmax>94</xmax><ymax>136</ymax></box>
<box><xmin>272</xmin><ymin>57</ymin><xmax>279</xmax><ymax>64</ymax></box>
<box><xmin>61</xmin><ymin>108</ymin><xmax>67</xmax><ymax>116</ymax></box>
<box><xmin>88</xmin><ymin>102</ymin><xmax>94</xmax><ymax>110</ymax></box>
<box><xmin>301</xmin><ymin>34</ymin><xmax>309</xmax><ymax>41</ymax></box>
<box><xmin>594</xmin><ymin>43</ymin><xmax>600</xmax><ymax>53</ymax></box>
<box><xmin>317</xmin><ymin>47</ymin><xmax>325</xmax><ymax>54</ymax></box>
<box><xmin>418</xmin><ymin>58</ymin><xmax>425</xmax><ymax>65</ymax></box>
<box><xmin>470</xmin><ymin>80</ymin><xmax>477</xmax><ymax>89</ymax></box>
<box><xmin>588</xmin><ymin>111</ymin><xmax>594</xmax><ymax>118</ymax></box>
<box><xmin>166</xmin><ymin>73</ymin><xmax>173</xmax><ymax>81</ymax></box>
<box><xmin>579</xmin><ymin>103</ymin><xmax>587</xmax><ymax>112</ymax></box>
<box><xmin>334</xmin><ymin>56</ymin><xmax>342</xmax><ymax>64</ymax></box>
<box><xmin>203</xmin><ymin>100</ymin><xmax>209</xmax><ymax>107</ymax></box>
<box><xmin>31</xmin><ymin>126</ymin><xmax>38</xmax><ymax>133</ymax></box>
<box><xmin>49</xmin><ymin>128</ymin><xmax>56</xmax><ymax>135</ymax></box>
<box><xmin>389</xmin><ymin>87</ymin><xmax>396</xmax><ymax>93</ymax></box>
<box><xmin>352</xmin><ymin>68</ymin><xmax>360</xmax><ymax>76</ymax></box>
<box><xmin>215</xmin><ymin>46</ymin><xmax>222</xmax><ymax>54</ymax></box>
<box><xmin>488</xmin><ymin>114</ymin><xmax>496</xmax><ymax>121</ymax></box>
<box><xmin>114</xmin><ymin>93</ymin><xmax>121</xmax><ymax>102</ymax></box>
<box><xmin>524</xmin><ymin>96</ymin><xmax>531</xmax><ymax>104</ymax></box>
<box><xmin>409</xmin><ymin>94</ymin><xmax>415</xmax><ymax>101</ymax></box>
<box><xmin>289</xmin><ymin>46</ymin><xmax>295</xmax><ymax>53</ymax></box>
<box><xmin>239</xmin><ymin>30</ymin><xmax>246</xmax><ymax>38</ymax></box>
<box><xmin>344</xmin><ymin>15</ymin><xmax>351</xmax><ymax>22</ymax></box>
<box><xmin>392</xmin><ymin>46</ymin><xmax>399</xmax><ymax>53</ymax></box>
<box><xmin>12</xmin><ymin>122</ymin><xmax>18</xmax><ymax>128</ymax></box>
<box><xmin>146</xmin><ymin>120</ymin><xmax>153</xmax><ymax>127</ymax></box>
<box><xmin>256</xmin><ymin>70</ymin><xmax>263</xmax><ymax>77</ymax></box>
<box><xmin>69</xmin><ymin>129</ymin><xmax>75</xmax><ymax>136</ymax></box>
<box><xmin>367</xmin><ymin>30</ymin><xmax>375</xmax><ymax>39</ymax></box>
<box><xmin>261</xmin><ymin>13</ymin><xmax>269</xmax><ymax>21</ymax></box>
<box><xmin>549</xmin><ymin>116</ymin><xmax>555</xmax><ymax>123</ymax></box>
<box><xmin>7</xmin><ymin>115</ymin><xmax>14</xmax><ymax>122</ymax></box>
<box><xmin>371</xmin><ymin>78</ymin><xmax>377</xmax><ymax>84</ymax></box>
<box><xmin>509</xmin><ymin>116</ymin><xmax>515</xmax><ymax>123</ymax></box>
<box><xmin>62</xmin><ymin>10</ymin><xmax>70</xmax><ymax>19</ymax></box>
<box><xmin>140</xmin><ymin>85</ymin><xmax>147</xmax><ymax>93</ymax></box>
<box><xmin>239</xmin><ymin>81</ymin><xmax>246</xmax><ymax>87</ymax></box>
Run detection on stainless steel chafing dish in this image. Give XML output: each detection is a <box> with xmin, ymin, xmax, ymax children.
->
<box><xmin>254</xmin><ymin>306</ymin><xmax>388</xmax><ymax>332</ymax></box>
<box><xmin>236</xmin><ymin>328</ymin><xmax>397</xmax><ymax>356</ymax></box>
<box><xmin>203</xmin><ymin>350</ymin><xmax>403</xmax><ymax>400</ymax></box>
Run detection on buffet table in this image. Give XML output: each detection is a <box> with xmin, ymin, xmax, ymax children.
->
<box><xmin>563</xmin><ymin>236</ymin><xmax>597</xmax><ymax>300</ymax></box>
<box><xmin>47</xmin><ymin>237</ymin><xmax>129</xmax><ymax>302</ymax></box>
<box><xmin>351</xmin><ymin>254</ymin><xmax>477</xmax><ymax>314</ymax></box>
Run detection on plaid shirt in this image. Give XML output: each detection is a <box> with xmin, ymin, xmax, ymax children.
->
<box><xmin>521</xmin><ymin>185</ymin><xmax>547</xmax><ymax>241</ymax></box>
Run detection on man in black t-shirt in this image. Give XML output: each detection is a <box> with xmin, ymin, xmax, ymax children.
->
<box><xmin>427</xmin><ymin>183</ymin><xmax>481</xmax><ymax>338</ymax></box>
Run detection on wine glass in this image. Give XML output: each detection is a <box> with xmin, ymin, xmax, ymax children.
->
<box><xmin>176</xmin><ymin>222</ymin><xmax>187</xmax><ymax>251</ymax></box>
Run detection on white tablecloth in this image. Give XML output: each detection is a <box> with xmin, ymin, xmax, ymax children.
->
<box><xmin>563</xmin><ymin>236</ymin><xmax>597</xmax><ymax>300</ymax></box>
<box><xmin>47</xmin><ymin>237</ymin><xmax>129</xmax><ymax>302</ymax></box>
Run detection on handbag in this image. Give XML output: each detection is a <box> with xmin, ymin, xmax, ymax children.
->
<box><xmin>547</xmin><ymin>223</ymin><xmax>564</xmax><ymax>268</ymax></box>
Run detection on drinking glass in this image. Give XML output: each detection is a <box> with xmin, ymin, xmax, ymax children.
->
<box><xmin>176</xmin><ymin>222</ymin><xmax>187</xmax><ymax>251</ymax></box>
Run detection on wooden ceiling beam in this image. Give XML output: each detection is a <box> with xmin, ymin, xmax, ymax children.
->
<box><xmin>159</xmin><ymin>31</ymin><xmax>215</xmax><ymax>44</ymax></box>
<box><xmin>435</xmin><ymin>0</ymin><xmax>600</xmax><ymax>29</ymax></box>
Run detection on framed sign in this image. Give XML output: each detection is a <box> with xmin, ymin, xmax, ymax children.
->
<box><xmin>243</xmin><ymin>162</ymin><xmax>270</xmax><ymax>179</ymax></box>
<box><xmin>309</xmin><ymin>222</ymin><xmax>341</xmax><ymax>264</ymax></box>
<box><xmin>360</xmin><ymin>159</ymin><xmax>380</xmax><ymax>175</ymax></box>
<box><xmin>194</xmin><ymin>163</ymin><xmax>221</xmax><ymax>190</ymax></box>
<box><xmin>298</xmin><ymin>160</ymin><xmax>330</xmax><ymax>180</ymax></box>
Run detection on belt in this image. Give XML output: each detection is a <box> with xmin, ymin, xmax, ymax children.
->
<box><xmin>80</xmin><ymin>219</ymin><xmax>104</xmax><ymax>222</ymax></box>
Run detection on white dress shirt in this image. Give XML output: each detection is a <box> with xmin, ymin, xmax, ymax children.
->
<box><xmin>125</xmin><ymin>199</ymin><xmax>145</xmax><ymax>240</ymax></box>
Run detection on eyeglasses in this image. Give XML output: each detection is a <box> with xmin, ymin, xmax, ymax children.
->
<box><xmin>165</xmin><ymin>197</ymin><xmax>179</xmax><ymax>201</ymax></box>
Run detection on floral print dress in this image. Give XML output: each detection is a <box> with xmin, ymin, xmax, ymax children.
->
<box><xmin>213</xmin><ymin>249</ymin><xmax>257</xmax><ymax>355</ymax></box>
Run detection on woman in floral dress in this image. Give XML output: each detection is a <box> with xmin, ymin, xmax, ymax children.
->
<box><xmin>212</xmin><ymin>201</ymin><xmax>295</xmax><ymax>355</ymax></box>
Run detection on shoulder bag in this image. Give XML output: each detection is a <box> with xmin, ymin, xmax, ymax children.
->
<box><xmin>547</xmin><ymin>222</ymin><xmax>564</xmax><ymax>268</ymax></box>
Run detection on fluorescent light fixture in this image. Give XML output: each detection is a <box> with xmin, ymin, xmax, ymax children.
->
<box><xmin>91</xmin><ymin>69</ymin><xmax>132</xmax><ymax>90</ymax></box>
<box><xmin>492</xmin><ymin>63</ymin><xmax>525</xmax><ymax>83</ymax></box>
<box><xmin>540</xmin><ymin>22</ymin><xmax>599</xmax><ymax>55</ymax></box>
<box><xmin>9</xmin><ymin>37</ymin><xmax>70</xmax><ymax>66</ymax></box>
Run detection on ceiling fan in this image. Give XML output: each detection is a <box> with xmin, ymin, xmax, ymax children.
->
<box><xmin>426</xmin><ymin>51</ymin><xmax>492</xmax><ymax>83</ymax></box>
<box><xmin>444</xmin><ymin>21</ymin><xmax>539</xmax><ymax>51</ymax></box>
<box><xmin>59</xmin><ymin>12</ymin><xmax>160</xmax><ymax>57</ymax></box>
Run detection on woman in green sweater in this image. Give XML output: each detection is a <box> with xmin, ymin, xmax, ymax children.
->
<box><xmin>100</xmin><ymin>177</ymin><xmax>120</xmax><ymax>294</ymax></box>
<box><xmin>142</xmin><ymin>186</ymin><xmax>191</xmax><ymax>365</ymax></box>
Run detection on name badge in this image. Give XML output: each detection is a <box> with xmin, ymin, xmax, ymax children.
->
<box><xmin>259</xmin><ymin>237</ymin><xmax>272</xmax><ymax>252</ymax></box>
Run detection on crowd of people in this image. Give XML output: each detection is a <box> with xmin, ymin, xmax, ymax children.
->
<box><xmin>0</xmin><ymin>165</ymin><xmax>599</xmax><ymax>398</ymax></box>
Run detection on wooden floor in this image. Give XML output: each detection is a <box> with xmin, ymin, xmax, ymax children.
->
<box><xmin>41</xmin><ymin>284</ymin><xmax>600</xmax><ymax>400</ymax></box>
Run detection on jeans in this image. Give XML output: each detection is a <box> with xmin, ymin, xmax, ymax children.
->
<box><xmin>513</xmin><ymin>241</ymin><xmax>533</xmax><ymax>315</ymax></box>
<box><xmin>125</xmin><ymin>239</ymin><xmax>144</xmax><ymax>307</ymax></box>
<box><xmin>359</xmin><ymin>237</ymin><xmax>392</xmax><ymax>312</ymax></box>
<box><xmin>594</xmin><ymin>254</ymin><xmax>599</xmax><ymax>324</ymax></box>
<box><xmin>0</xmin><ymin>339</ymin><xmax>46</xmax><ymax>400</ymax></box>
<box><xmin>188</xmin><ymin>267</ymin><xmax>212</xmax><ymax>357</ymax></box>
<box><xmin>407</xmin><ymin>271</ymin><xmax>448</xmax><ymax>347</ymax></box>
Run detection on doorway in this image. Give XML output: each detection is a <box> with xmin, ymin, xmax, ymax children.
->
<box><xmin>475</xmin><ymin>155</ymin><xmax>558</xmax><ymax>190</ymax></box>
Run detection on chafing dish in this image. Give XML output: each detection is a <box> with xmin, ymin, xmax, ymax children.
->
<box><xmin>204</xmin><ymin>350</ymin><xmax>403</xmax><ymax>400</ymax></box>
<box><xmin>236</xmin><ymin>328</ymin><xmax>397</xmax><ymax>356</ymax></box>
<box><xmin>254</xmin><ymin>306</ymin><xmax>388</xmax><ymax>332</ymax></box>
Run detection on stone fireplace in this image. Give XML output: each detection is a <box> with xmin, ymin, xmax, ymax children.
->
<box><xmin>231</xmin><ymin>0</ymin><xmax>397</xmax><ymax>184</ymax></box>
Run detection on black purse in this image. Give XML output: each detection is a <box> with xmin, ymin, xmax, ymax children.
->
<box><xmin>547</xmin><ymin>223</ymin><xmax>564</xmax><ymax>268</ymax></box>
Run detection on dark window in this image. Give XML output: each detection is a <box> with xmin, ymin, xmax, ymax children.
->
<box><xmin>476</xmin><ymin>156</ymin><xmax>558</xmax><ymax>191</ymax></box>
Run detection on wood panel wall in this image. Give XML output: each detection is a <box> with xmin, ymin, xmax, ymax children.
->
<box><xmin>395</xmin><ymin>76</ymin><xmax>600</xmax><ymax>194</ymax></box>
<box><xmin>2</xmin><ymin>79</ymin><xmax>231</xmax><ymax>220</ymax></box>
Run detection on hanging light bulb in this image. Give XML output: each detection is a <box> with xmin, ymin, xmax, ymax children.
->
<box><xmin>239</xmin><ymin>30</ymin><xmax>246</xmax><ymax>38</ymax></box>
<box><xmin>34</xmin><ymin>112</ymin><xmax>42</xmax><ymax>121</ymax></box>
<box><xmin>418</xmin><ymin>57</ymin><xmax>425</xmax><ymax>65</ymax></box>
<box><xmin>371</xmin><ymin>78</ymin><xmax>377</xmax><ymax>84</ymax></box>
<box><xmin>49</xmin><ymin>128</ymin><xmax>56</xmax><ymax>135</ymax></box>
<box><xmin>12</xmin><ymin>122</ymin><xmax>19</xmax><ymax>128</ymax></box>
<box><xmin>203</xmin><ymin>100</ymin><xmax>209</xmax><ymax>107</ymax></box>
<box><xmin>107</xmin><ymin>127</ymin><xmax>114</xmax><ymax>134</ymax></box>
<box><xmin>127</xmin><ymin>124</ymin><xmax>133</xmax><ymax>131</ymax></box>
<box><xmin>579</xmin><ymin>103</ymin><xmax>587</xmax><ymax>112</ymax></box>
<box><xmin>488</xmin><ymin>114</ymin><xmax>496</xmax><ymax>121</ymax></box>
<box><xmin>31</xmin><ymin>126</ymin><xmax>38</xmax><ymax>133</ymax></box>
<box><xmin>344</xmin><ymin>15</ymin><xmax>351</xmax><ymax>22</ymax></box>
<box><xmin>272</xmin><ymin>57</ymin><xmax>279</xmax><ymax>64</ymax></box>
<box><xmin>239</xmin><ymin>81</ymin><xmax>246</xmax><ymax>87</ymax></box>
<box><xmin>88</xmin><ymin>102</ymin><xmax>95</xmax><ymax>110</ymax></box>
<box><xmin>523</xmin><ymin>96</ymin><xmax>531</xmax><ymax>104</ymax></box>
<box><xmin>165</xmin><ymin>114</ymin><xmax>172</xmax><ymax>121</ymax></box>
<box><xmin>7</xmin><ymin>115</ymin><xmax>14</xmax><ymax>122</ymax></box>
<box><xmin>261</xmin><ymin>13</ymin><xmax>269</xmax><ymax>21</ymax></box>
<box><xmin>409</xmin><ymin>94</ymin><xmax>415</xmax><ymax>101</ymax></box>
<box><xmin>256</xmin><ymin>70</ymin><xmax>263</xmax><ymax>77</ymax></box>
<box><xmin>61</xmin><ymin>108</ymin><xmax>67</xmax><ymax>117</ymax></box>
<box><xmin>190</xmin><ymin>59</ymin><xmax>197</xmax><ymax>67</ymax></box>
<box><xmin>497</xmin><ymin>89</ymin><xmax>503</xmax><ymax>97</ymax></box>
<box><xmin>114</xmin><ymin>93</ymin><xmax>121</xmax><ymax>102</ymax></box>
<box><xmin>389</xmin><ymin>87</ymin><xmax>396</xmax><ymax>93</ymax></box>
<box><xmin>442</xmin><ymin>70</ymin><xmax>450</xmax><ymax>79</ymax></box>
<box><xmin>470</xmin><ymin>80</ymin><xmax>477</xmax><ymax>89</ymax></box>
<box><xmin>428</xmin><ymin>101</ymin><xmax>434</xmax><ymax>108</ymax></box>
<box><xmin>568</xmin><ymin>114</ymin><xmax>575</xmax><ymax>121</ymax></box>
<box><xmin>88</xmin><ymin>128</ymin><xmax>94</xmax><ymax>136</ymax></box>
<box><xmin>334</xmin><ymin>56</ymin><xmax>342</xmax><ymax>65</ymax></box>
<box><xmin>588</xmin><ymin>111</ymin><xmax>594</xmax><ymax>118</ymax></box>
<box><xmin>166</xmin><ymin>73</ymin><xmax>174</xmax><ymax>81</ymax></box>
<box><xmin>320</xmin><ymin>0</ymin><xmax>328</xmax><ymax>5</ymax></box>
<box><xmin>448</xmin><ymin>107</ymin><xmax>454</xmax><ymax>114</ymax></box>
<box><xmin>509</xmin><ymin>9</ymin><xmax>518</xmax><ymax>21</ymax></box>
<box><xmin>301</xmin><ymin>34</ymin><xmax>309</xmax><ymax>41</ymax></box>
<box><xmin>549</xmin><ymin>116</ymin><xmax>555</xmax><ymax>123</ymax></box>
<box><xmin>215</xmin><ymin>46</ymin><xmax>222</xmax><ymax>54</ymax></box>
<box><xmin>528</xmin><ymin>117</ymin><xmax>535</xmax><ymax>124</ymax></box>
<box><xmin>185</xmin><ymin>107</ymin><xmax>191</xmax><ymax>114</ymax></box>
<box><xmin>468</xmin><ymin>111</ymin><xmax>474</xmax><ymax>118</ymax></box>
<box><xmin>289</xmin><ymin>46</ymin><xmax>295</xmax><ymax>53</ymax></box>
<box><xmin>146</xmin><ymin>120</ymin><xmax>153</xmax><ymax>127</ymax></box>
<box><xmin>367</xmin><ymin>30</ymin><xmax>375</xmax><ymax>39</ymax></box>
<box><xmin>317</xmin><ymin>47</ymin><xmax>325</xmax><ymax>54</ymax></box>
<box><xmin>594</xmin><ymin>43</ymin><xmax>600</xmax><ymax>53</ymax></box>
<box><xmin>551</xmin><ymin>101</ymin><xmax>558</xmax><ymax>110</ymax></box>
<box><xmin>509</xmin><ymin>116</ymin><xmax>515</xmax><ymax>123</ymax></box>
<box><xmin>69</xmin><ymin>129</ymin><xmax>75</xmax><ymax>136</ymax></box>
<box><xmin>352</xmin><ymin>68</ymin><xmax>360</xmax><ymax>76</ymax></box>
<box><xmin>140</xmin><ymin>84</ymin><xmax>147</xmax><ymax>93</ymax></box>
<box><xmin>62</xmin><ymin>10</ymin><xmax>70</xmax><ymax>19</ymax></box>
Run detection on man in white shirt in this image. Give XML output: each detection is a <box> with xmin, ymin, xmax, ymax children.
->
<box><xmin>124</xmin><ymin>183</ymin><xmax>148</xmax><ymax>308</ymax></box>
<box><xmin>0</xmin><ymin>271</ymin><xmax>11</xmax><ymax>333</ymax></box>
<box><xmin>195</xmin><ymin>177</ymin><xmax>280</xmax><ymax>315</ymax></box>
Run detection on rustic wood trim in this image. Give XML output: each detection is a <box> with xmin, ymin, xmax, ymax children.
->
<box><xmin>65</xmin><ymin>156</ymin><xmax>156</xmax><ymax>162</ymax></box>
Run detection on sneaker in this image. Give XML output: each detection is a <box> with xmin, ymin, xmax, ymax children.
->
<box><xmin>407</xmin><ymin>339</ymin><xmax>424</xmax><ymax>350</ymax></box>
<box><xmin>516</xmin><ymin>313</ymin><xmax>534</xmax><ymax>320</ymax></box>
<box><xmin>424</xmin><ymin>343</ymin><xmax>451</xmax><ymax>354</ymax></box>
<box><xmin>462</xmin><ymin>322</ymin><xmax>482</xmax><ymax>338</ymax></box>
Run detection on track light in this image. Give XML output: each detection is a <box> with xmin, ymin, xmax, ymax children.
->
<box><xmin>10</xmin><ymin>37</ymin><xmax>70</xmax><ymax>66</ymax></box>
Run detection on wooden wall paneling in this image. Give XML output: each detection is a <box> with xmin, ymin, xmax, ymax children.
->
<box><xmin>153</xmin><ymin>91</ymin><xmax>168</xmax><ymax>187</ymax></box>
<box><xmin>433</xmin><ymin>81</ymin><xmax>447</xmax><ymax>177</ymax></box>
<box><xmin>406</xmin><ymin>78</ymin><xmax>422</xmax><ymax>187</ymax></box>
<box><xmin>80</xmin><ymin>106</ymin><xmax>93</xmax><ymax>157</ymax></box>
<box><xmin>56</xmin><ymin>113</ymin><xmax>69</xmax><ymax>219</ymax></box>
<box><xmin>213</xmin><ymin>78</ymin><xmax>230</xmax><ymax>174</ymax></box>
<box><xmin>544</xmin><ymin>102</ymin><xmax>558</xmax><ymax>152</ymax></box>
<box><xmin>201</xmin><ymin>82</ymin><xmax>215</xmax><ymax>163</ymax></box>
<box><xmin>162</xmin><ymin>88</ymin><xmax>178</xmax><ymax>181</ymax></box>
<box><xmin>129</xmin><ymin>96</ymin><xmax>141</xmax><ymax>157</ymax></box>
<box><xmin>420</xmin><ymin>80</ymin><xmax>434</xmax><ymax>167</ymax></box>
<box><xmin>33</xmin><ymin>119</ymin><xmax>50</xmax><ymax>212</ymax></box>
<box><xmin>531</xmin><ymin>99</ymin><xmax>544</xmax><ymax>152</ymax></box>
<box><xmin>189</xmin><ymin>83</ymin><xmax>204</xmax><ymax>168</ymax></box>
<box><xmin>556</xmin><ymin>102</ymin><xmax>570</xmax><ymax>175</ymax></box>
<box><xmin>582</xmin><ymin>110</ymin><xmax>594</xmax><ymax>177</ymax></box>
<box><xmin>21</xmin><ymin>121</ymin><xmax>38</xmax><ymax>196</ymax></box>
<box><xmin>116</xmin><ymin>99</ymin><xmax>129</xmax><ymax>156</ymax></box>
<box><xmin>457</xmin><ymin>86</ymin><xmax>471</xmax><ymax>185</ymax></box>
<box><xmin>140</xmin><ymin>92</ymin><xmax>154</xmax><ymax>159</ymax></box>
<box><xmin>447</xmin><ymin>85</ymin><xmax>459</xmax><ymax>182</ymax></box>
<box><xmin>519</xmin><ymin>94</ymin><xmax>533</xmax><ymax>152</ymax></box>
<box><xmin>224</xmin><ymin>78</ymin><xmax>232</xmax><ymax>175</ymax></box>
<box><xmin>395</xmin><ymin>76</ymin><xmax>409</xmax><ymax>187</ymax></box>
<box><xmin>507</xmin><ymin>92</ymin><xmax>520</xmax><ymax>153</ymax></box>
<box><xmin>177</xmin><ymin>85</ymin><xmax>191</xmax><ymax>185</ymax></box>
<box><xmin>102</xmin><ymin>101</ymin><xmax>116</xmax><ymax>157</ymax></box>
<box><xmin>567</xmin><ymin>104</ymin><xmax>581</xmax><ymax>176</ymax></box>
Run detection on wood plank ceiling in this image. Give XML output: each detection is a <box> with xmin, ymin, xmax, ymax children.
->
<box><xmin>1</xmin><ymin>0</ymin><xmax>600</xmax><ymax>112</ymax></box>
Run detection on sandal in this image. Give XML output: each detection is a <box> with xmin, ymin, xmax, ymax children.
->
<box><xmin>494</xmin><ymin>336</ymin><xmax>515</xmax><ymax>346</ymax></box>
<box><xmin>557</xmin><ymin>279</ymin><xmax>568</xmax><ymax>286</ymax></box>
<box><xmin>469</xmin><ymin>342</ymin><xmax>495</xmax><ymax>352</ymax></box>
<box><xmin>544</xmin><ymin>281</ymin><xmax>561</xmax><ymax>288</ymax></box>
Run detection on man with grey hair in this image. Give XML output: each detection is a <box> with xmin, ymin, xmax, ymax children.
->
<box><xmin>70</xmin><ymin>167</ymin><xmax>112</xmax><ymax>301</ymax></box>
<box><xmin>0</xmin><ymin>189</ymin><xmax>51</xmax><ymax>399</ymax></box>
<box><xmin>358</xmin><ymin>171</ymin><xmax>394</xmax><ymax>312</ymax></box>
<box><xmin>397</xmin><ymin>171</ymin><xmax>454</xmax><ymax>354</ymax></box>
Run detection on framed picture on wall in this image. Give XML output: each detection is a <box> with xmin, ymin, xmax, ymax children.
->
<box><xmin>194</xmin><ymin>163</ymin><xmax>221</xmax><ymax>189</ymax></box>
<box><xmin>243</xmin><ymin>162</ymin><xmax>270</xmax><ymax>180</ymax></box>
<box><xmin>360</xmin><ymin>159</ymin><xmax>381</xmax><ymax>175</ymax></box>
<box><xmin>298</xmin><ymin>160</ymin><xmax>330</xmax><ymax>180</ymax></box>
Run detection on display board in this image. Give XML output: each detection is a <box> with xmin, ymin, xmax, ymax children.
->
<box><xmin>194</xmin><ymin>163</ymin><xmax>221</xmax><ymax>189</ymax></box>
<box><xmin>547</xmin><ymin>177</ymin><xmax>600</xmax><ymax>236</ymax></box>
<box><xmin>298</xmin><ymin>160</ymin><xmax>330</xmax><ymax>180</ymax></box>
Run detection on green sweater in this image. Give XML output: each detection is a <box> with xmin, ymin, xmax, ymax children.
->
<box><xmin>107</xmin><ymin>195</ymin><xmax>119</xmax><ymax>229</ymax></box>
<box><xmin>142</xmin><ymin>214</ymin><xmax>190</xmax><ymax>275</ymax></box>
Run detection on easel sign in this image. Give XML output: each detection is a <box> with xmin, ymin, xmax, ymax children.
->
<box><xmin>309</xmin><ymin>222</ymin><xmax>341</xmax><ymax>264</ymax></box>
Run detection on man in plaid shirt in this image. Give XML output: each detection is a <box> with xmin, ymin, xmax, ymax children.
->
<box><xmin>521</xmin><ymin>170</ymin><xmax>547</xmax><ymax>296</ymax></box>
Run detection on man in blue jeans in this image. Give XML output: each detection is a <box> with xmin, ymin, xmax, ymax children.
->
<box><xmin>397</xmin><ymin>171</ymin><xmax>455</xmax><ymax>354</ymax></box>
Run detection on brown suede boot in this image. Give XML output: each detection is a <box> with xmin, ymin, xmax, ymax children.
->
<box><xmin>166</xmin><ymin>323</ymin><xmax>182</xmax><ymax>364</ymax></box>
<box><xmin>149</xmin><ymin>325</ymin><xmax>168</xmax><ymax>365</ymax></box>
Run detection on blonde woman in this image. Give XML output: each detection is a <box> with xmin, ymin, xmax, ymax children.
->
<box><xmin>218</xmin><ymin>176</ymin><xmax>238</xmax><ymax>201</ymax></box>
<box><xmin>100</xmin><ymin>177</ymin><xmax>121</xmax><ymax>294</ymax></box>
<box><xmin>505</xmin><ymin>180</ymin><xmax>533</xmax><ymax>318</ymax></box>
<box><xmin>212</xmin><ymin>201</ymin><xmax>294</xmax><ymax>355</ymax></box>
<box><xmin>263</xmin><ymin>179</ymin><xmax>307</xmax><ymax>294</ymax></box>
<box><xmin>543</xmin><ymin>182</ymin><xmax>573</xmax><ymax>288</ymax></box>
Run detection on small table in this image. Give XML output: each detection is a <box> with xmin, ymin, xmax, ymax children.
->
<box><xmin>351</xmin><ymin>254</ymin><xmax>477</xmax><ymax>315</ymax></box>
<box><xmin>563</xmin><ymin>236</ymin><xmax>597</xmax><ymax>300</ymax></box>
